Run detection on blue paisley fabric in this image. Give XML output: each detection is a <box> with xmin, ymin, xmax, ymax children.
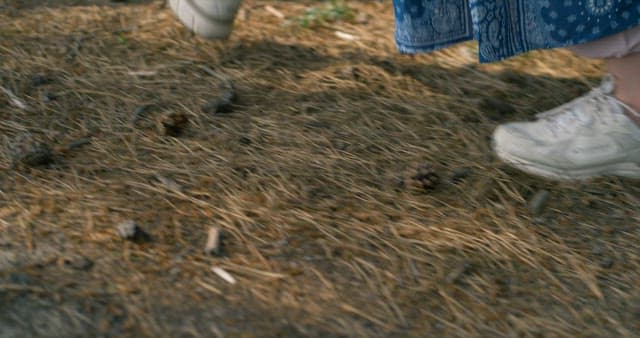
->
<box><xmin>393</xmin><ymin>0</ymin><xmax>640</xmax><ymax>62</ymax></box>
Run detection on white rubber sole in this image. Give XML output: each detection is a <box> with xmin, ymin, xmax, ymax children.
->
<box><xmin>495</xmin><ymin>148</ymin><xmax>640</xmax><ymax>181</ymax></box>
<box><xmin>169</xmin><ymin>0</ymin><xmax>243</xmax><ymax>39</ymax></box>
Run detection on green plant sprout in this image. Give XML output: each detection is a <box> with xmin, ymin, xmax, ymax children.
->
<box><xmin>295</xmin><ymin>0</ymin><xmax>356</xmax><ymax>28</ymax></box>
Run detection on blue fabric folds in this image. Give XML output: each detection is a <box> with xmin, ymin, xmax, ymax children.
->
<box><xmin>393</xmin><ymin>0</ymin><xmax>640</xmax><ymax>62</ymax></box>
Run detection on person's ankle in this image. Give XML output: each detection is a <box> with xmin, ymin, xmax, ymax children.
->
<box><xmin>615</xmin><ymin>94</ymin><xmax>640</xmax><ymax>126</ymax></box>
<box><xmin>616</xmin><ymin>90</ymin><xmax>640</xmax><ymax>108</ymax></box>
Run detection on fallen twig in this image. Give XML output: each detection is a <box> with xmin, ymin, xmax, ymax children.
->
<box><xmin>265</xmin><ymin>5</ymin><xmax>285</xmax><ymax>19</ymax></box>
<box><xmin>0</xmin><ymin>86</ymin><xmax>29</xmax><ymax>111</ymax></box>
<box><xmin>335</xmin><ymin>31</ymin><xmax>359</xmax><ymax>41</ymax></box>
<box><xmin>212</xmin><ymin>267</ymin><xmax>236</xmax><ymax>284</ymax></box>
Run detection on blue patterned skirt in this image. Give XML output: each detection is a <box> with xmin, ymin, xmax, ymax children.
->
<box><xmin>394</xmin><ymin>0</ymin><xmax>640</xmax><ymax>62</ymax></box>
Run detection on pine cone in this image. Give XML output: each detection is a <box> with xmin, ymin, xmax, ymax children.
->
<box><xmin>157</xmin><ymin>111</ymin><xmax>189</xmax><ymax>136</ymax></box>
<box><xmin>404</xmin><ymin>163</ymin><xmax>440</xmax><ymax>192</ymax></box>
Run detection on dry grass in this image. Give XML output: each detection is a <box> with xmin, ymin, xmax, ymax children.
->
<box><xmin>1</xmin><ymin>1</ymin><xmax>640</xmax><ymax>337</ymax></box>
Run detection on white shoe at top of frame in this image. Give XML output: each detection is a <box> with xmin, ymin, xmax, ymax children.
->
<box><xmin>169</xmin><ymin>0</ymin><xmax>243</xmax><ymax>39</ymax></box>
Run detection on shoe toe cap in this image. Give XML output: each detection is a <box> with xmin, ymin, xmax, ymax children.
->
<box><xmin>493</xmin><ymin>124</ymin><xmax>531</xmax><ymax>152</ymax></box>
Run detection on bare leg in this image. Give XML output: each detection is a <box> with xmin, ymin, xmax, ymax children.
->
<box><xmin>606</xmin><ymin>53</ymin><xmax>640</xmax><ymax>124</ymax></box>
<box><xmin>568</xmin><ymin>25</ymin><xmax>640</xmax><ymax>123</ymax></box>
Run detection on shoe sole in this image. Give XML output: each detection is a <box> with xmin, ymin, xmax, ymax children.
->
<box><xmin>169</xmin><ymin>0</ymin><xmax>241</xmax><ymax>39</ymax></box>
<box><xmin>495</xmin><ymin>147</ymin><xmax>640</xmax><ymax>181</ymax></box>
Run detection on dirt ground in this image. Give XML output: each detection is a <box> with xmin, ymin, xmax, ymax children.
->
<box><xmin>1</xmin><ymin>1</ymin><xmax>639</xmax><ymax>337</ymax></box>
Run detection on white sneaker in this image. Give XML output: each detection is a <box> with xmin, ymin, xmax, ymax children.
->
<box><xmin>493</xmin><ymin>77</ymin><xmax>640</xmax><ymax>181</ymax></box>
<box><xmin>169</xmin><ymin>0</ymin><xmax>243</xmax><ymax>39</ymax></box>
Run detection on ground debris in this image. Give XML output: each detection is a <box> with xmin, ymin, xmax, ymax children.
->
<box><xmin>212</xmin><ymin>266</ymin><xmax>236</xmax><ymax>284</ymax></box>
<box><xmin>403</xmin><ymin>163</ymin><xmax>440</xmax><ymax>192</ymax></box>
<box><xmin>131</xmin><ymin>104</ymin><xmax>154</xmax><ymax>124</ymax></box>
<box><xmin>204</xmin><ymin>227</ymin><xmax>222</xmax><ymax>256</ymax></box>
<box><xmin>5</xmin><ymin>133</ymin><xmax>53</xmax><ymax>168</ymax></box>
<box><xmin>600</xmin><ymin>258</ymin><xmax>614</xmax><ymax>269</ymax></box>
<box><xmin>238</xmin><ymin>136</ymin><xmax>252</xmax><ymax>145</ymax></box>
<box><xmin>117</xmin><ymin>220</ymin><xmax>151</xmax><ymax>243</ymax></box>
<box><xmin>66</xmin><ymin>137</ymin><xmax>92</xmax><ymax>151</ymax></box>
<box><xmin>157</xmin><ymin>111</ymin><xmax>189</xmax><ymax>136</ymax></box>
<box><xmin>41</xmin><ymin>92</ymin><xmax>57</xmax><ymax>102</ymax></box>
<box><xmin>63</xmin><ymin>255</ymin><xmax>94</xmax><ymax>271</ymax></box>
<box><xmin>31</xmin><ymin>73</ymin><xmax>53</xmax><ymax>87</ymax></box>
<box><xmin>528</xmin><ymin>190</ymin><xmax>550</xmax><ymax>216</ymax></box>
<box><xmin>451</xmin><ymin>167</ymin><xmax>472</xmax><ymax>183</ymax></box>
<box><xmin>13</xmin><ymin>144</ymin><xmax>52</xmax><ymax>167</ymax></box>
<box><xmin>0</xmin><ymin>85</ymin><xmax>30</xmax><ymax>111</ymax></box>
<box><xmin>155</xmin><ymin>174</ymin><xmax>183</xmax><ymax>193</ymax></box>
<box><xmin>202</xmin><ymin>89</ymin><xmax>237</xmax><ymax>115</ymax></box>
<box><xmin>355</xmin><ymin>12</ymin><xmax>369</xmax><ymax>24</ymax></box>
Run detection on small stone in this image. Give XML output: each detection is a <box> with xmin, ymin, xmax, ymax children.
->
<box><xmin>451</xmin><ymin>168</ymin><xmax>471</xmax><ymax>183</ymax></box>
<box><xmin>204</xmin><ymin>227</ymin><xmax>222</xmax><ymax>256</ymax></box>
<box><xmin>532</xmin><ymin>216</ymin><xmax>546</xmax><ymax>225</ymax></box>
<box><xmin>591</xmin><ymin>245</ymin><xmax>604</xmax><ymax>256</ymax></box>
<box><xmin>528</xmin><ymin>190</ymin><xmax>550</xmax><ymax>216</ymax></box>
<box><xmin>66</xmin><ymin>137</ymin><xmax>91</xmax><ymax>151</ymax></box>
<box><xmin>41</xmin><ymin>92</ymin><xmax>57</xmax><ymax>102</ymax></box>
<box><xmin>117</xmin><ymin>220</ymin><xmax>137</xmax><ymax>238</ymax></box>
<box><xmin>600</xmin><ymin>258</ymin><xmax>614</xmax><ymax>269</ymax></box>
<box><xmin>340</xmin><ymin>66</ymin><xmax>361</xmax><ymax>80</ymax></box>
<box><xmin>355</xmin><ymin>12</ymin><xmax>368</xmax><ymax>24</ymax></box>
<box><xmin>64</xmin><ymin>256</ymin><xmax>94</xmax><ymax>271</ymax></box>
<box><xmin>332</xmin><ymin>139</ymin><xmax>349</xmax><ymax>151</ymax></box>
<box><xmin>18</xmin><ymin>144</ymin><xmax>52</xmax><ymax>167</ymax></box>
<box><xmin>6</xmin><ymin>133</ymin><xmax>53</xmax><ymax>168</ymax></box>
<box><xmin>610</xmin><ymin>209</ymin><xmax>626</xmax><ymax>219</ymax></box>
<box><xmin>202</xmin><ymin>89</ymin><xmax>237</xmax><ymax>115</ymax></box>
<box><xmin>31</xmin><ymin>74</ymin><xmax>52</xmax><ymax>87</ymax></box>
<box><xmin>131</xmin><ymin>104</ymin><xmax>154</xmax><ymax>124</ymax></box>
<box><xmin>117</xmin><ymin>220</ymin><xmax>151</xmax><ymax>243</ymax></box>
<box><xmin>237</xmin><ymin>8</ymin><xmax>249</xmax><ymax>21</ymax></box>
<box><xmin>157</xmin><ymin>111</ymin><xmax>189</xmax><ymax>137</ymax></box>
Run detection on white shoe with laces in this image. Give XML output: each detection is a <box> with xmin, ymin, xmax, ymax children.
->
<box><xmin>169</xmin><ymin>0</ymin><xmax>243</xmax><ymax>39</ymax></box>
<box><xmin>493</xmin><ymin>76</ymin><xmax>640</xmax><ymax>180</ymax></box>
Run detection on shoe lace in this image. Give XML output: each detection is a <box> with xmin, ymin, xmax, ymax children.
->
<box><xmin>534</xmin><ymin>75</ymin><xmax>640</xmax><ymax>136</ymax></box>
<box><xmin>543</xmin><ymin>90</ymin><xmax>626</xmax><ymax>137</ymax></box>
<box><xmin>536</xmin><ymin>75</ymin><xmax>614</xmax><ymax>120</ymax></box>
